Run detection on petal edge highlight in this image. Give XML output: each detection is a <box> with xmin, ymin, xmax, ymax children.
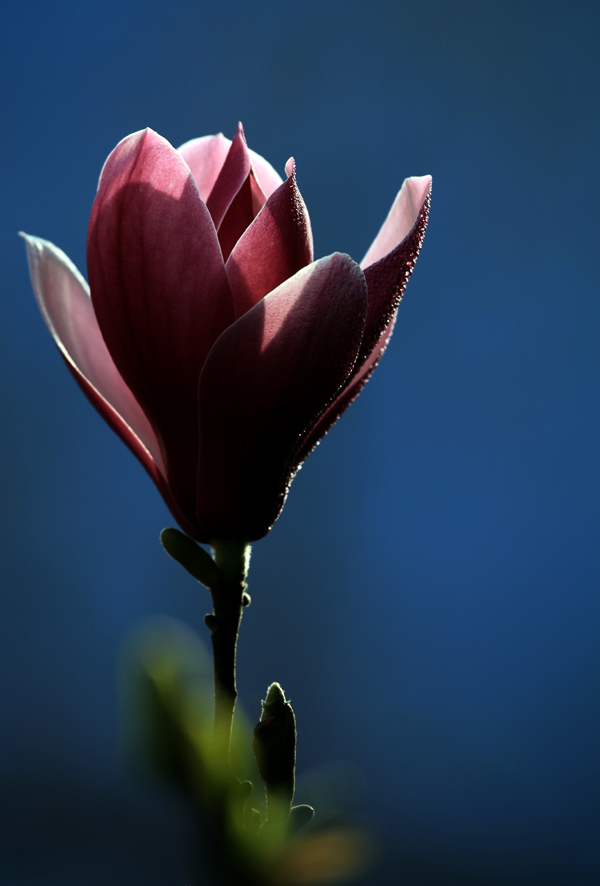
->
<box><xmin>361</xmin><ymin>175</ymin><xmax>432</xmax><ymax>269</ymax></box>
<box><xmin>87</xmin><ymin>129</ymin><xmax>235</xmax><ymax>524</ymax></box>
<box><xmin>22</xmin><ymin>233</ymin><xmax>164</xmax><ymax>473</ymax></box>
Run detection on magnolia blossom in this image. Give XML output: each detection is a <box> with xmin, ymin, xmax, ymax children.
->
<box><xmin>23</xmin><ymin>125</ymin><xmax>430</xmax><ymax>542</ymax></box>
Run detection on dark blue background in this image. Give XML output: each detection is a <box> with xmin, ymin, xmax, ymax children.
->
<box><xmin>1</xmin><ymin>1</ymin><xmax>599</xmax><ymax>883</ymax></box>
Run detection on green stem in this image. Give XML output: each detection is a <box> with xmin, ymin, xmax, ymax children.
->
<box><xmin>205</xmin><ymin>540</ymin><xmax>251</xmax><ymax>757</ymax></box>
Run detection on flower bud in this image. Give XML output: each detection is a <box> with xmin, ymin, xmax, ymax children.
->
<box><xmin>252</xmin><ymin>682</ymin><xmax>296</xmax><ymax>819</ymax></box>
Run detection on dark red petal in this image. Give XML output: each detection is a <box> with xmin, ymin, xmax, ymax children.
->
<box><xmin>296</xmin><ymin>178</ymin><xmax>431</xmax><ymax>461</ymax></box>
<box><xmin>87</xmin><ymin>128</ymin><xmax>234</xmax><ymax>524</ymax></box>
<box><xmin>226</xmin><ymin>165</ymin><xmax>314</xmax><ymax>318</ymax></box>
<box><xmin>216</xmin><ymin>170</ymin><xmax>266</xmax><ymax>262</ymax></box>
<box><xmin>205</xmin><ymin>123</ymin><xmax>253</xmax><ymax>229</ymax></box>
<box><xmin>195</xmin><ymin>253</ymin><xmax>368</xmax><ymax>541</ymax></box>
<box><xmin>205</xmin><ymin>124</ymin><xmax>270</xmax><ymax>261</ymax></box>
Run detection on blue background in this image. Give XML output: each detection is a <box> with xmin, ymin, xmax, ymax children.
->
<box><xmin>1</xmin><ymin>0</ymin><xmax>599</xmax><ymax>883</ymax></box>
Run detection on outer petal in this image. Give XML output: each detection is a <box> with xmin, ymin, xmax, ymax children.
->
<box><xmin>225</xmin><ymin>164</ymin><xmax>314</xmax><ymax>318</ymax></box>
<box><xmin>22</xmin><ymin>234</ymin><xmax>201</xmax><ymax>536</ymax></box>
<box><xmin>177</xmin><ymin>133</ymin><xmax>232</xmax><ymax>202</ymax></box>
<box><xmin>361</xmin><ymin>175</ymin><xmax>432</xmax><ymax>269</ymax></box>
<box><xmin>196</xmin><ymin>253</ymin><xmax>369</xmax><ymax>541</ymax></box>
<box><xmin>87</xmin><ymin>128</ymin><xmax>234</xmax><ymax>523</ymax></box>
<box><xmin>297</xmin><ymin>177</ymin><xmax>431</xmax><ymax>461</ymax></box>
<box><xmin>358</xmin><ymin>176</ymin><xmax>431</xmax><ymax>363</ymax></box>
<box><xmin>23</xmin><ymin>233</ymin><xmax>162</xmax><ymax>469</ymax></box>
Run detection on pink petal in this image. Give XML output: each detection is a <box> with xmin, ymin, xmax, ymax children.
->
<box><xmin>248</xmin><ymin>148</ymin><xmax>283</xmax><ymax>197</ymax></box>
<box><xmin>22</xmin><ymin>234</ymin><xmax>203</xmax><ymax>535</ymax></box>
<box><xmin>361</xmin><ymin>175</ymin><xmax>432</xmax><ymax>269</ymax></box>
<box><xmin>177</xmin><ymin>130</ymin><xmax>283</xmax><ymax>202</ymax></box>
<box><xmin>296</xmin><ymin>177</ymin><xmax>431</xmax><ymax>461</ymax></box>
<box><xmin>358</xmin><ymin>176</ymin><xmax>431</xmax><ymax>363</ymax></box>
<box><xmin>195</xmin><ymin>253</ymin><xmax>368</xmax><ymax>542</ymax></box>
<box><xmin>225</xmin><ymin>165</ymin><xmax>314</xmax><ymax>318</ymax></box>
<box><xmin>22</xmin><ymin>234</ymin><xmax>163</xmax><ymax>470</ymax></box>
<box><xmin>87</xmin><ymin>128</ymin><xmax>234</xmax><ymax>523</ymax></box>
<box><xmin>177</xmin><ymin>133</ymin><xmax>232</xmax><ymax>203</ymax></box>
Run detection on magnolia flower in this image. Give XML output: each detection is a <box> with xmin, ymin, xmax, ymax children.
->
<box><xmin>23</xmin><ymin>125</ymin><xmax>430</xmax><ymax>543</ymax></box>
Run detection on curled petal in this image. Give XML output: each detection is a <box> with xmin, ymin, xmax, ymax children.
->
<box><xmin>22</xmin><ymin>233</ymin><xmax>163</xmax><ymax>470</ymax></box>
<box><xmin>177</xmin><ymin>133</ymin><xmax>232</xmax><ymax>202</ymax></box>
<box><xmin>196</xmin><ymin>253</ymin><xmax>369</xmax><ymax>541</ymax></box>
<box><xmin>297</xmin><ymin>178</ymin><xmax>431</xmax><ymax>461</ymax></box>
<box><xmin>358</xmin><ymin>176</ymin><xmax>431</xmax><ymax>363</ymax></box>
<box><xmin>87</xmin><ymin>128</ymin><xmax>234</xmax><ymax>523</ymax></box>
<box><xmin>226</xmin><ymin>165</ymin><xmax>314</xmax><ymax>318</ymax></box>
<box><xmin>361</xmin><ymin>175</ymin><xmax>432</xmax><ymax>269</ymax></box>
<box><xmin>21</xmin><ymin>234</ymin><xmax>201</xmax><ymax>535</ymax></box>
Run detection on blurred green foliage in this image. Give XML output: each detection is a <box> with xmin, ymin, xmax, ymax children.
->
<box><xmin>120</xmin><ymin>618</ymin><xmax>372</xmax><ymax>884</ymax></box>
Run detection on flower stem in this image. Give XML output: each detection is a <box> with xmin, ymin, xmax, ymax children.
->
<box><xmin>206</xmin><ymin>540</ymin><xmax>251</xmax><ymax>757</ymax></box>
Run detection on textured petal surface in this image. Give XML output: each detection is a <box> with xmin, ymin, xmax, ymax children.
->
<box><xmin>361</xmin><ymin>175</ymin><xmax>432</xmax><ymax>269</ymax></box>
<box><xmin>177</xmin><ymin>134</ymin><xmax>232</xmax><ymax>202</ymax></box>
<box><xmin>297</xmin><ymin>178</ymin><xmax>431</xmax><ymax>461</ymax></box>
<box><xmin>196</xmin><ymin>253</ymin><xmax>369</xmax><ymax>541</ymax></box>
<box><xmin>226</xmin><ymin>166</ymin><xmax>313</xmax><ymax>318</ymax></box>
<box><xmin>87</xmin><ymin>128</ymin><xmax>234</xmax><ymax>523</ymax></box>
<box><xmin>353</xmin><ymin>176</ymin><xmax>431</xmax><ymax>369</ymax></box>
<box><xmin>359</xmin><ymin>177</ymin><xmax>431</xmax><ymax>362</ymax></box>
